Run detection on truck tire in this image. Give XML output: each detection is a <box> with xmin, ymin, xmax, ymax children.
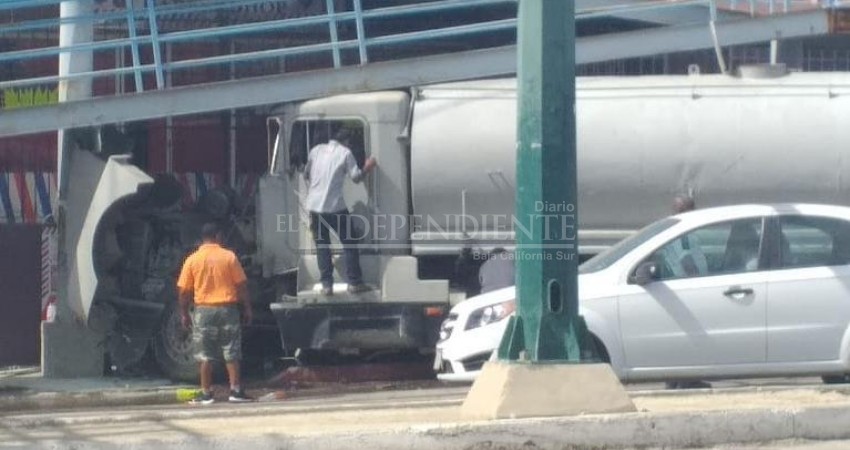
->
<box><xmin>153</xmin><ymin>302</ymin><xmax>197</xmax><ymax>382</ymax></box>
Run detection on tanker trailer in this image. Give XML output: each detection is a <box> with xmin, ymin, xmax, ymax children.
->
<box><xmin>263</xmin><ymin>69</ymin><xmax>850</xmax><ymax>358</ymax></box>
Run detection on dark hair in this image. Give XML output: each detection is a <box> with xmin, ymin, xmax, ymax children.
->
<box><xmin>201</xmin><ymin>223</ymin><xmax>220</xmax><ymax>241</ymax></box>
<box><xmin>333</xmin><ymin>127</ymin><xmax>351</xmax><ymax>144</ymax></box>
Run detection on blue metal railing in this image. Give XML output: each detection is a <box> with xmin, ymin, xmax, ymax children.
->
<box><xmin>0</xmin><ymin>0</ymin><xmax>836</xmax><ymax>97</ymax></box>
<box><xmin>720</xmin><ymin>0</ymin><xmax>845</xmax><ymax>15</ymax></box>
<box><xmin>1</xmin><ymin>0</ymin><xmax>522</xmax><ymax>93</ymax></box>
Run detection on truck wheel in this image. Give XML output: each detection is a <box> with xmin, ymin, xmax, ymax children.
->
<box><xmin>153</xmin><ymin>303</ymin><xmax>197</xmax><ymax>381</ymax></box>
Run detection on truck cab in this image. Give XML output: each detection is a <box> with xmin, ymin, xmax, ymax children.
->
<box><xmin>260</xmin><ymin>90</ymin><xmax>449</xmax><ymax>353</ymax></box>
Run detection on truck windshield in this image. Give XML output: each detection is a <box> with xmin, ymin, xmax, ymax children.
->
<box><xmin>579</xmin><ymin>217</ymin><xmax>679</xmax><ymax>274</ymax></box>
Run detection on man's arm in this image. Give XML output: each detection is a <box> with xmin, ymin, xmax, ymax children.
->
<box><xmin>347</xmin><ymin>152</ymin><xmax>377</xmax><ymax>183</ymax></box>
<box><xmin>305</xmin><ymin>144</ymin><xmax>324</xmax><ymax>181</ymax></box>
<box><xmin>176</xmin><ymin>258</ymin><xmax>194</xmax><ymax>329</ymax></box>
<box><xmin>303</xmin><ymin>148</ymin><xmax>313</xmax><ymax>182</ymax></box>
<box><xmin>178</xmin><ymin>289</ymin><xmax>193</xmax><ymax>329</ymax></box>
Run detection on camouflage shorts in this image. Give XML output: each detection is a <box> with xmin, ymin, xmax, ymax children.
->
<box><xmin>192</xmin><ymin>305</ymin><xmax>242</xmax><ymax>362</ymax></box>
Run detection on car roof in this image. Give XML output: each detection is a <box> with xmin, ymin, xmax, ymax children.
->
<box><xmin>672</xmin><ymin>203</ymin><xmax>850</xmax><ymax>223</ymax></box>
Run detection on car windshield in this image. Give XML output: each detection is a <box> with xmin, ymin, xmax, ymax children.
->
<box><xmin>579</xmin><ymin>217</ymin><xmax>680</xmax><ymax>274</ymax></box>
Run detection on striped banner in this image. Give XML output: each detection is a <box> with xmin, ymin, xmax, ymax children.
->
<box><xmin>176</xmin><ymin>172</ymin><xmax>223</xmax><ymax>208</ymax></box>
<box><xmin>0</xmin><ymin>171</ymin><xmax>261</xmax><ymax>222</ymax></box>
<box><xmin>0</xmin><ymin>172</ymin><xmax>56</xmax><ymax>224</ymax></box>
<box><xmin>236</xmin><ymin>173</ymin><xmax>260</xmax><ymax>204</ymax></box>
<box><xmin>40</xmin><ymin>226</ymin><xmax>58</xmax><ymax>319</ymax></box>
<box><xmin>175</xmin><ymin>172</ymin><xmax>260</xmax><ymax>209</ymax></box>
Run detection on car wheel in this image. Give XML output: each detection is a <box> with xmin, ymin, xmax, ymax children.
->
<box><xmin>153</xmin><ymin>302</ymin><xmax>197</xmax><ymax>381</ymax></box>
<box><xmin>583</xmin><ymin>334</ymin><xmax>611</xmax><ymax>363</ymax></box>
<box><xmin>822</xmin><ymin>374</ymin><xmax>850</xmax><ymax>384</ymax></box>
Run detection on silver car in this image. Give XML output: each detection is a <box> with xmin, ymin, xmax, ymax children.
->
<box><xmin>435</xmin><ymin>204</ymin><xmax>850</xmax><ymax>384</ymax></box>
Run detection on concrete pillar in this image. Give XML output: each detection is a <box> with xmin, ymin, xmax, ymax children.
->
<box><xmin>43</xmin><ymin>0</ymin><xmax>104</xmax><ymax>378</ymax></box>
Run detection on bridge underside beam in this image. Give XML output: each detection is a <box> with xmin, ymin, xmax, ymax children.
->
<box><xmin>579</xmin><ymin>8</ymin><xmax>833</xmax><ymax>63</ymax></box>
<box><xmin>0</xmin><ymin>9</ymin><xmax>833</xmax><ymax>138</ymax></box>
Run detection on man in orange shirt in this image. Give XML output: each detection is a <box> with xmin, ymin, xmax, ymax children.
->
<box><xmin>177</xmin><ymin>223</ymin><xmax>253</xmax><ymax>404</ymax></box>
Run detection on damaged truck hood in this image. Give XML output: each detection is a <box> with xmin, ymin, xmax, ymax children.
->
<box><xmin>66</xmin><ymin>151</ymin><xmax>153</xmax><ymax>322</ymax></box>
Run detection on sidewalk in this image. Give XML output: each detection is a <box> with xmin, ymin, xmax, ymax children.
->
<box><xmin>0</xmin><ymin>369</ymin><xmax>187</xmax><ymax>411</ymax></box>
<box><xmin>0</xmin><ymin>367</ymin><xmax>443</xmax><ymax>412</ymax></box>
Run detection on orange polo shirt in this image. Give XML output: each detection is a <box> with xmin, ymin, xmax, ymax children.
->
<box><xmin>177</xmin><ymin>243</ymin><xmax>247</xmax><ymax>306</ymax></box>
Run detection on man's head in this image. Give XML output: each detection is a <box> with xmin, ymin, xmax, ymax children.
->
<box><xmin>333</xmin><ymin>127</ymin><xmax>352</xmax><ymax>146</ymax></box>
<box><xmin>672</xmin><ymin>195</ymin><xmax>695</xmax><ymax>214</ymax></box>
<box><xmin>201</xmin><ymin>222</ymin><xmax>221</xmax><ymax>243</ymax></box>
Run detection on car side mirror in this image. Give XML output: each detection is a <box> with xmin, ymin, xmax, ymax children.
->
<box><xmin>631</xmin><ymin>261</ymin><xmax>658</xmax><ymax>285</ymax></box>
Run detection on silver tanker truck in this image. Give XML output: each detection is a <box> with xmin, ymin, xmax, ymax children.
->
<box><xmin>67</xmin><ymin>69</ymin><xmax>850</xmax><ymax>379</ymax></box>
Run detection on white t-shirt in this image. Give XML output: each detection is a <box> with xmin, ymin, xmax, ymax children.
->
<box><xmin>304</xmin><ymin>140</ymin><xmax>363</xmax><ymax>213</ymax></box>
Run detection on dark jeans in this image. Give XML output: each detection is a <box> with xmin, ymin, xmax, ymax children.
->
<box><xmin>310</xmin><ymin>210</ymin><xmax>364</xmax><ymax>288</ymax></box>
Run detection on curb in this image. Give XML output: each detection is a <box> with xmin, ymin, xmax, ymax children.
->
<box><xmin>365</xmin><ymin>405</ymin><xmax>850</xmax><ymax>450</ymax></box>
<box><xmin>629</xmin><ymin>382</ymin><xmax>850</xmax><ymax>398</ymax></box>
<box><xmin>11</xmin><ymin>403</ymin><xmax>850</xmax><ymax>449</ymax></box>
<box><xmin>0</xmin><ymin>379</ymin><xmax>461</xmax><ymax>413</ymax></box>
<box><xmin>3</xmin><ymin>380</ymin><xmax>848</xmax><ymax>413</ymax></box>
<box><xmin>0</xmin><ymin>389</ymin><xmax>180</xmax><ymax>412</ymax></box>
<box><xmin>265</xmin><ymin>405</ymin><xmax>850</xmax><ymax>450</ymax></box>
<box><xmin>0</xmin><ymin>398</ymin><xmax>465</xmax><ymax>427</ymax></box>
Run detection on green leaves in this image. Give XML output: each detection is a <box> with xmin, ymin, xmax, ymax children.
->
<box><xmin>1</xmin><ymin>87</ymin><xmax>58</xmax><ymax>110</ymax></box>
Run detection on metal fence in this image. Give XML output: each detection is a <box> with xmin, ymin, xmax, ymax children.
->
<box><xmin>0</xmin><ymin>0</ymin><xmax>732</xmax><ymax>97</ymax></box>
<box><xmin>1</xmin><ymin>0</ymin><xmax>846</xmax><ymax>100</ymax></box>
<box><xmin>719</xmin><ymin>0</ymin><xmax>844</xmax><ymax>15</ymax></box>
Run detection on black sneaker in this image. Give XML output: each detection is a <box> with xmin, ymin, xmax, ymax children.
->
<box><xmin>190</xmin><ymin>391</ymin><xmax>215</xmax><ymax>405</ymax></box>
<box><xmin>229</xmin><ymin>389</ymin><xmax>254</xmax><ymax>403</ymax></box>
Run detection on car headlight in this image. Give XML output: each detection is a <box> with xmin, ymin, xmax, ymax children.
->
<box><xmin>465</xmin><ymin>300</ymin><xmax>516</xmax><ymax>331</ymax></box>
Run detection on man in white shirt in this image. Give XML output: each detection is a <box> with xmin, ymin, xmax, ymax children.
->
<box><xmin>304</xmin><ymin>127</ymin><xmax>377</xmax><ymax>295</ymax></box>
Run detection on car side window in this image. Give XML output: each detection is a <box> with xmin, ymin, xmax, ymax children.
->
<box><xmin>778</xmin><ymin>216</ymin><xmax>850</xmax><ymax>268</ymax></box>
<box><xmin>650</xmin><ymin>218</ymin><xmax>764</xmax><ymax>281</ymax></box>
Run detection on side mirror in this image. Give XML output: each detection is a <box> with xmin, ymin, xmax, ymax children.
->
<box><xmin>631</xmin><ymin>261</ymin><xmax>658</xmax><ymax>285</ymax></box>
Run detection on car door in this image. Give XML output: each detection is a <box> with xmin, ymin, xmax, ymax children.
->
<box><xmin>257</xmin><ymin>116</ymin><xmax>302</xmax><ymax>277</ymax></box>
<box><xmin>618</xmin><ymin>217</ymin><xmax>768</xmax><ymax>370</ymax></box>
<box><xmin>766</xmin><ymin>215</ymin><xmax>850</xmax><ymax>363</ymax></box>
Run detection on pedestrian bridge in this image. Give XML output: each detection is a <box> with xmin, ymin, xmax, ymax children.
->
<box><xmin>0</xmin><ymin>0</ymin><xmax>847</xmax><ymax>137</ymax></box>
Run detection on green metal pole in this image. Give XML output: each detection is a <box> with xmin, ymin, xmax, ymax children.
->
<box><xmin>497</xmin><ymin>0</ymin><xmax>594</xmax><ymax>362</ymax></box>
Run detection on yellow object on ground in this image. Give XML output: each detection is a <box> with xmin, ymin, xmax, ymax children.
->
<box><xmin>175</xmin><ymin>388</ymin><xmax>203</xmax><ymax>402</ymax></box>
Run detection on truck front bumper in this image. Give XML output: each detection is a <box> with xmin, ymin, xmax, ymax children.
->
<box><xmin>270</xmin><ymin>302</ymin><xmax>446</xmax><ymax>351</ymax></box>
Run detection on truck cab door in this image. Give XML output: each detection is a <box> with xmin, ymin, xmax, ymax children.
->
<box><xmin>257</xmin><ymin>116</ymin><xmax>302</xmax><ymax>277</ymax></box>
<box><xmin>65</xmin><ymin>151</ymin><xmax>153</xmax><ymax>321</ymax></box>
